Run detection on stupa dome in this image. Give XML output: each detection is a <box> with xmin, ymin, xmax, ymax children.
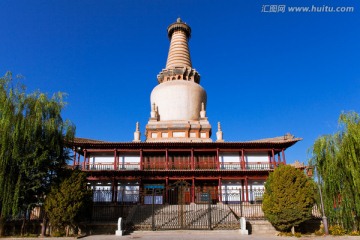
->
<box><xmin>150</xmin><ymin>80</ymin><xmax>207</xmax><ymax>121</ymax></box>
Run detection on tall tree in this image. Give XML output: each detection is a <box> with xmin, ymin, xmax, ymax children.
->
<box><xmin>262</xmin><ymin>165</ymin><xmax>315</xmax><ymax>232</ymax></box>
<box><xmin>0</xmin><ymin>72</ymin><xmax>23</xmax><ymax>236</ymax></box>
<box><xmin>310</xmin><ymin>111</ymin><xmax>360</xmax><ymax>232</ymax></box>
<box><xmin>0</xmin><ymin>72</ymin><xmax>75</xmax><ymax>236</ymax></box>
<box><xmin>45</xmin><ymin>170</ymin><xmax>92</xmax><ymax>237</ymax></box>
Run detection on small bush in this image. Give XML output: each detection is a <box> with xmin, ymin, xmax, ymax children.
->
<box><xmin>349</xmin><ymin>230</ymin><xmax>360</xmax><ymax>236</ymax></box>
<box><xmin>314</xmin><ymin>229</ymin><xmax>324</xmax><ymax>236</ymax></box>
<box><xmin>278</xmin><ymin>232</ymin><xmax>293</xmax><ymax>237</ymax></box>
<box><xmin>314</xmin><ymin>224</ymin><xmax>325</xmax><ymax>236</ymax></box>
<box><xmin>329</xmin><ymin>225</ymin><xmax>346</xmax><ymax>236</ymax></box>
<box><xmin>51</xmin><ymin>231</ymin><xmax>65</xmax><ymax>237</ymax></box>
<box><xmin>278</xmin><ymin>232</ymin><xmax>301</xmax><ymax>237</ymax></box>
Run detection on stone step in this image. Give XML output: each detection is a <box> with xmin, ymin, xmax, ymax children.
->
<box><xmin>248</xmin><ymin>220</ymin><xmax>278</xmax><ymax>235</ymax></box>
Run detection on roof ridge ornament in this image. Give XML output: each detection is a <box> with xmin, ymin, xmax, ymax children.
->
<box><xmin>216</xmin><ymin>122</ymin><xmax>224</xmax><ymax>142</ymax></box>
<box><xmin>133</xmin><ymin>122</ymin><xmax>141</xmax><ymax>142</ymax></box>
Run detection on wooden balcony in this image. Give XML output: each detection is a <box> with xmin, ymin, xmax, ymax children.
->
<box><xmin>78</xmin><ymin>162</ymin><xmax>273</xmax><ymax>171</ymax></box>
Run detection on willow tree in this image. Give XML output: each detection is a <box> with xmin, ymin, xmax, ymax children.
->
<box><xmin>310</xmin><ymin>111</ymin><xmax>360</xmax><ymax>232</ymax></box>
<box><xmin>0</xmin><ymin>72</ymin><xmax>23</xmax><ymax>236</ymax></box>
<box><xmin>0</xmin><ymin>72</ymin><xmax>75</xmax><ymax>236</ymax></box>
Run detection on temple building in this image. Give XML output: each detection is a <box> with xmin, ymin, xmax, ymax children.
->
<box><xmin>70</xmin><ymin>18</ymin><xmax>301</xmax><ymax>229</ymax></box>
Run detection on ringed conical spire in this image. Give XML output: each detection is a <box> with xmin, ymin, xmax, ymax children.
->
<box><xmin>166</xmin><ymin>18</ymin><xmax>192</xmax><ymax>69</ymax></box>
<box><xmin>157</xmin><ymin>18</ymin><xmax>200</xmax><ymax>84</ymax></box>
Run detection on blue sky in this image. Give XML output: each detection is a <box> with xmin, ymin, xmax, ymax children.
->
<box><xmin>1</xmin><ymin>0</ymin><xmax>359</xmax><ymax>164</ymax></box>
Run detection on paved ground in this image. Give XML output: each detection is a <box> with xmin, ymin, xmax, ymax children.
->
<box><xmin>84</xmin><ymin>231</ymin><xmax>359</xmax><ymax>240</ymax></box>
<box><xmin>5</xmin><ymin>231</ymin><xmax>360</xmax><ymax>240</ymax></box>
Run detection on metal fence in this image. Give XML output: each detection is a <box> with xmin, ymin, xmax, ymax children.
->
<box><xmin>91</xmin><ymin>182</ymin><xmax>265</xmax><ymax>231</ymax></box>
<box><xmin>90</xmin><ymin>183</ymin><xmax>323</xmax><ymax>231</ymax></box>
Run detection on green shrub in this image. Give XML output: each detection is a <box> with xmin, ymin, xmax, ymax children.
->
<box><xmin>329</xmin><ymin>225</ymin><xmax>346</xmax><ymax>236</ymax></box>
<box><xmin>278</xmin><ymin>232</ymin><xmax>301</xmax><ymax>237</ymax></box>
<box><xmin>51</xmin><ymin>230</ymin><xmax>65</xmax><ymax>237</ymax></box>
<box><xmin>278</xmin><ymin>232</ymin><xmax>293</xmax><ymax>236</ymax></box>
<box><xmin>349</xmin><ymin>230</ymin><xmax>360</xmax><ymax>236</ymax></box>
<box><xmin>45</xmin><ymin>170</ymin><xmax>92</xmax><ymax>237</ymax></box>
<box><xmin>314</xmin><ymin>228</ymin><xmax>324</xmax><ymax>236</ymax></box>
<box><xmin>262</xmin><ymin>165</ymin><xmax>315</xmax><ymax>232</ymax></box>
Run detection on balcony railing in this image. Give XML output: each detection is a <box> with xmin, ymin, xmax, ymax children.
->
<box><xmin>220</xmin><ymin>162</ymin><xmax>241</xmax><ymax>170</ymax></box>
<box><xmin>88</xmin><ymin>163</ymin><xmax>115</xmax><ymax>171</ymax></box>
<box><xmin>78</xmin><ymin>161</ymin><xmax>274</xmax><ymax>171</ymax></box>
<box><xmin>246</xmin><ymin>162</ymin><xmax>271</xmax><ymax>170</ymax></box>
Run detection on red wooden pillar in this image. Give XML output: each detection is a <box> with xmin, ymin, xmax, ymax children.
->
<box><xmin>73</xmin><ymin>147</ymin><xmax>76</xmax><ymax>166</ymax></box>
<box><xmin>191</xmin><ymin>177</ymin><xmax>195</xmax><ymax>203</ymax></box>
<box><xmin>165</xmin><ymin>149</ymin><xmax>169</xmax><ymax>170</ymax></box>
<box><xmin>282</xmin><ymin>149</ymin><xmax>286</xmax><ymax>164</ymax></box>
<box><xmin>139</xmin><ymin>178</ymin><xmax>143</xmax><ymax>204</ymax></box>
<box><xmin>271</xmin><ymin>149</ymin><xmax>275</xmax><ymax>168</ymax></box>
<box><xmin>241</xmin><ymin>149</ymin><xmax>245</xmax><ymax>169</ymax></box>
<box><xmin>140</xmin><ymin>149</ymin><xmax>143</xmax><ymax>170</ymax></box>
<box><xmin>216</xmin><ymin>148</ymin><xmax>220</xmax><ymax>170</ymax></box>
<box><xmin>165</xmin><ymin>177</ymin><xmax>169</xmax><ymax>203</ymax></box>
<box><xmin>241</xmin><ymin>179</ymin><xmax>245</xmax><ymax>202</ymax></box>
<box><xmin>277</xmin><ymin>153</ymin><xmax>281</xmax><ymax>166</ymax></box>
<box><xmin>114</xmin><ymin>149</ymin><xmax>117</xmax><ymax>170</ymax></box>
<box><xmin>112</xmin><ymin>179</ymin><xmax>117</xmax><ymax>203</ymax></box>
<box><xmin>245</xmin><ymin>177</ymin><xmax>249</xmax><ymax>202</ymax></box>
<box><xmin>218</xmin><ymin>178</ymin><xmax>222</xmax><ymax>202</ymax></box>
<box><xmin>83</xmin><ymin>149</ymin><xmax>87</xmax><ymax>170</ymax></box>
<box><xmin>191</xmin><ymin>148</ymin><xmax>194</xmax><ymax>170</ymax></box>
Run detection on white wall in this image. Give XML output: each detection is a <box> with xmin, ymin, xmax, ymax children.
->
<box><xmin>219</xmin><ymin>152</ymin><xmax>240</xmax><ymax>163</ymax></box>
<box><xmin>219</xmin><ymin>152</ymin><xmax>240</xmax><ymax>170</ymax></box>
<box><xmin>119</xmin><ymin>153</ymin><xmax>140</xmax><ymax>170</ymax></box>
<box><xmin>119</xmin><ymin>154</ymin><xmax>140</xmax><ymax>163</ymax></box>
<box><xmin>92</xmin><ymin>156</ymin><xmax>114</xmax><ymax>164</ymax></box>
<box><xmin>245</xmin><ymin>152</ymin><xmax>268</xmax><ymax>163</ymax></box>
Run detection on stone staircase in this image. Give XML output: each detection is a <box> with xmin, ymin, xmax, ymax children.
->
<box><xmin>125</xmin><ymin>204</ymin><xmax>239</xmax><ymax>230</ymax></box>
<box><xmin>248</xmin><ymin>220</ymin><xmax>278</xmax><ymax>235</ymax></box>
<box><xmin>124</xmin><ymin>203</ymin><xmax>278</xmax><ymax>234</ymax></box>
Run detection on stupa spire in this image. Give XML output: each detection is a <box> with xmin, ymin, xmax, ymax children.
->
<box><xmin>157</xmin><ymin>18</ymin><xmax>200</xmax><ymax>84</ymax></box>
<box><xmin>165</xmin><ymin>18</ymin><xmax>192</xmax><ymax>69</ymax></box>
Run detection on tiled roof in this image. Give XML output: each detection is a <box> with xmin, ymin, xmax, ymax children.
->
<box><xmin>244</xmin><ymin>133</ymin><xmax>302</xmax><ymax>143</ymax></box>
<box><xmin>68</xmin><ymin>133</ymin><xmax>301</xmax><ymax>150</ymax></box>
<box><xmin>71</xmin><ymin>137</ymin><xmax>107</xmax><ymax>144</ymax></box>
